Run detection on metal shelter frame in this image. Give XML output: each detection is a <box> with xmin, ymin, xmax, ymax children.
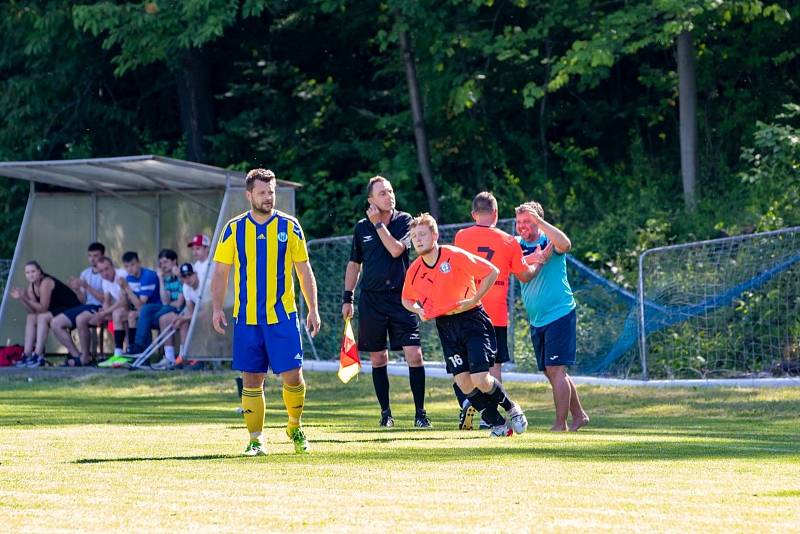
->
<box><xmin>0</xmin><ymin>155</ymin><xmax>300</xmax><ymax>359</ymax></box>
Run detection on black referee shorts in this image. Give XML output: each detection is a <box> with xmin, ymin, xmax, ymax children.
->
<box><xmin>434</xmin><ymin>306</ymin><xmax>496</xmax><ymax>375</ymax></box>
<box><xmin>357</xmin><ymin>291</ymin><xmax>421</xmax><ymax>352</ymax></box>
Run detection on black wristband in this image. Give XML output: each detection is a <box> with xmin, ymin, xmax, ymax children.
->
<box><xmin>374</xmin><ymin>221</ymin><xmax>384</xmax><ymax>229</ymax></box>
<box><xmin>342</xmin><ymin>290</ymin><xmax>354</xmax><ymax>304</ymax></box>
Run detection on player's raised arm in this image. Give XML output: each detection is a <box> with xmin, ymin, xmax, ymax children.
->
<box><xmin>295</xmin><ymin>260</ymin><xmax>321</xmax><ymax>337</ymax></box>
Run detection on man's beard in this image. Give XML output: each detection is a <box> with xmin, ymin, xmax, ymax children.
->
<box><xmin>251</xmin><ymin>201</ymin><xmax>273</xmax><ymax>215</ymax></box>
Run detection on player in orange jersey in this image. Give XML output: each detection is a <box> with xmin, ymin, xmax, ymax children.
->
<box><xmin>402</xmin><ymin>213</ymin><xmax>528</xmax><ymax>437</ymax></box>
<box><xmin>452</xmin><ymin>192</ymin><xmax>545</xmax><ymax>428</ymax></box>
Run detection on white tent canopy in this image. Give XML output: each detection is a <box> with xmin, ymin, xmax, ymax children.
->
<box><xmin>0</xmin><ymin>155</ymin><xmax>300</xmax><ymax>360</ymax></box>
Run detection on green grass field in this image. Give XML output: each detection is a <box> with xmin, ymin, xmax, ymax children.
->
<box><xmin>2</xmin><ymin>368</ymin><xmax>799</xmax><ymax>532</ymax></box>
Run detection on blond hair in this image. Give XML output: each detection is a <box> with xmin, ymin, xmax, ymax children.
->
<box><xmin>515</xmin><ymin>201</ymin><xmax>544</xmax><ymax>219</ymax></box>
<box><xmin>410</xmin><ymin>212</ymin><xmax>439</xmax><ymax>235</ymax></box>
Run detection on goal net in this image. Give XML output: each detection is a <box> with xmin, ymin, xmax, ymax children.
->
<box><xmin>634</xmin><ymin>226</ymin><xmax>800</xmax><ymax>379</ymax></box>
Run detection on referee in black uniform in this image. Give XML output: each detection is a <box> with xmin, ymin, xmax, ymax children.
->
<box><xmin>341</xmin><ymin>176</ymin><xmax>430</xmax><ymax>428</ymax></box>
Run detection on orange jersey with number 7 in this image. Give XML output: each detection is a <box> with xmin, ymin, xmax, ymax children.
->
<box><xmin>402</xmin><ymin>245</ymin><xmax>495</xmax><ymax>319</ymax></box>
<box><xmin>454</xmin><ymin>225</ymin><xmax>526</xmax><ymax>327</ymax></box>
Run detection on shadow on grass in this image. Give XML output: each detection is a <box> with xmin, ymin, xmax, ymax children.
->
<box><xmin>73</xmin><ymin>454</ymin><xmax>244</xmax><ymax>464</ymax></box>
<box><xmin>71</xmin><ymin>438</ymin><xmax>800</xmax><ymax>465</ymax></box>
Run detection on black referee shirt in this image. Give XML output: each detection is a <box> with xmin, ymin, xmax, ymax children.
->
<box><xmin>349</xmin><ymin>210</ymin><xmax>413</xmax><ymax>293</ymax></box>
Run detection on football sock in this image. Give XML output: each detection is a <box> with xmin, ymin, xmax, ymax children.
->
<box><xmin>452</xmin><ymin>382</ymin><xmax>468</xmax><ymax>409</ymax></box>
<box><xmin>114</xmin><ymin>330</ymin><xmax>125</xmax><ymax>353</ymax></box>
<box><xmin>486</xmin><ymin>381</ymin><xmax>514</xmax><ymax>412</ymax></box>
<box><xmin>372</xmin><ymin>365</ymin><xmax>391</xmax><ymax>412</ymax></box>
<box><xmin>408</xmin><ymin>366</ymin><xmax>426</xmax><ymax>412</ymax></box>
<box><xmin>466</xmin><ymin>388</ymin><xmax>505</xmax><ymax>427</ymax></box>
<box><xmin>282</xmin><ymin>381</ymin><xmax>306</xmax><ymax>433</ymax></box>
<box><xmin>241</xmin><ymin>386</ymin><xmax>265</xmax><ymax>441</ymax></box>
<box><xmin>126</xmin><ymin>327</ymin><xmax>135</xmax><ymax>348</ymax></box>
<box><xmin>164</xmin><ymin>346</ymin><xmax>176</xmax><ymax>363</ymax></box>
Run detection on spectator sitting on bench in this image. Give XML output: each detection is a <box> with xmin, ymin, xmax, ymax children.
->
<box><xmin>152</xmin><ymin>262</ymin><xmax>200</xmax><ymax>370</ymax></box>
<box><xmin>129</xmin><ymin>248</ymin><xmax>184</xmax><ymax>356</ymax></box>
<box><xmin>187</xmin><ymin>233</ymin><xmax>211</xmax><ymax>284</ymax></box>
<box><xmin>96</xmin><ymin>257</ymin><xmax>138</xmax><ymax>368</ymax></box>
<box><xmin>10</xmin><ymin>261</ymin><xmax>81</xmax><ymax>368</ymax></box>
<box><xmin>50</xmin><ymin>242</ymin><xmax>109</xmax><ymax>366</ymax></box>
<box><xmin>118</xmin><ymin>251</ymin><xmax>161</xmax><ymax>355</ymax></box>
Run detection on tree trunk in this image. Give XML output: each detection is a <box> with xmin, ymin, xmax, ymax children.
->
<box><xmin>399</xmin><ymin>31</ymin><xmax>441</xmax><ymax>220</ymax></box>
<box><xmin>176</xmin><ymin>47</ymin><xmax>214</xmax><ymax>163</ymax></box>
<box><xmin>677</xmin><ymin>30</ymin><xmax>698</xmax><ymax>212</ymax></box>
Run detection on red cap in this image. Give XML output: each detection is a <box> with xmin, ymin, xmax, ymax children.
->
<box><xmin>187</xmin><ymin>234</ymin><xmax>210</xmax><ymax>248</ymax></box>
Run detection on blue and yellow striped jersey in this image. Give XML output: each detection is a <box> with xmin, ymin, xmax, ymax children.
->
<box><xmin>213</xmin><ymin>210</ymin><xmax>309</xmax><ymax>325</ymax></box>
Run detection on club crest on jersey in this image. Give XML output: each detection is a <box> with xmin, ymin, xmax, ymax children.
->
<box><xmin>277</xmin><ymin>232</ymin><xmax>289</xmax><ymax>243</ymax></box>
<box><xmin>440</xmin><ymin>261</ymin><xmax>451</xmax><ymax>274</ymax></box>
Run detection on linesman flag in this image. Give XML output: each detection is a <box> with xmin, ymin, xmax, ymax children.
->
<box><xmin>338</xmin><ymin>318</ymin><xmax>361</xmax><ymax>383</ymax></box>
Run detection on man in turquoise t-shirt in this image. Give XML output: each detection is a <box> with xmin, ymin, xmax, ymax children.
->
<box><xmin>515</xmin><ymin>201</ymin><xmax>589</xmax><ymax>432</ymax></box>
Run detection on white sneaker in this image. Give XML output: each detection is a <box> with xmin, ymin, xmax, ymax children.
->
<box><xmin>489</xmin><ymin>420</ymin><xmax>513</xmax><ymax>438</ymax></box>
<box><xmin>243</xmin><ymin>440</ymin><xmax>267</xmax><ymax>456</ymax></box>
<box><xmin>150</xmin><ymin>357</ymin><xmax>175</xmax><ymax>371</ymax></box>
<box><xmin>508</xmin><ymin>403</ymin><xmax>528</xmax><ymax>434</ymax></box>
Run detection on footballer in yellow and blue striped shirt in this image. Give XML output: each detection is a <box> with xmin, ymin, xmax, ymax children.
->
<box><xmin>211</xmin><ymin>168</ymin><xmax>320</xmax><ymax>456</ymax></box>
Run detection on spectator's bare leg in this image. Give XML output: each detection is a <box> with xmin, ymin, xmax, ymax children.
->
<box><xmin>34</xmin><ymin>312</ymin><xmax>53</xmax><ymax>356</ymax></box>
<box><xmin>112</xmin><ymin>307</ymin><xmax>128</xmax><ymax>355</ymax></box>
<box><xmin>158</xmin><ymin>313</ymin><xmax>176</xmax><ymax>347</ymax></box>
<box><xmin>76</xmin><ymin>311</ymin><xmax>94</xmax><ymax>364</ymax></box>
<box><xmin>545</xmin><ymin>366</ymin><xmax>570</xmax><ymax>431</ymax></box>
<box><xmin>24</xmin><ymin>313</ymin><xmax>37</xmax><ymax>354</ymax></box>
<box><xmin>178</xmin><ymin>322</ymin><xmax>189</xmax><ymax>354</ymax></box>
<box><xmin>567</xmin><ymin>375</ymin><xmax>589</xmax><ymax>431</ymax></box>
<box><xmin>51</xmin><ymin>314</ymin><xmax>81</xmax><ymax>359</ymax></box>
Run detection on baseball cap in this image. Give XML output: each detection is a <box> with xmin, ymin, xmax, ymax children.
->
<box><xmin>179</xmin><ymin>263</ymin><xmax>195</xmax><ymax>277</ymax></box>
<box><xmin>187</xmin><ymin>234</ymin><xmax>210</xmax><ymax>247</ymax></box>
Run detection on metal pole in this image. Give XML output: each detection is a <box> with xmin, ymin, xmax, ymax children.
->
<box><xmin>90</xmin><ymin>192</ymin><xmax>97</xmax><ymax>242</ymax></box>
<box><xmin>637</xmin><ymin>250</ymin><xmax>649</xmax><ymax>380</ymax></box>
<box><xmin>183</xmin><ymin>179</ymin><xmax>231</xmax><ymax>359</ymax></box>
<box><xmin>0</xmin><ymin>184</ymin><xmax>35</xmax><ymax>342</ymax></box>
<box><xmin>155</xmin><ymin>192</ymin><xmax>161</xmax><ymax>254</ymax></box>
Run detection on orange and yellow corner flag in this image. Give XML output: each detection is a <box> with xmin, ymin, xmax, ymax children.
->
<box><xmin>338</xmin><ymin>318</ymin><xmax>361</xmax><ymax>383</ymax></box>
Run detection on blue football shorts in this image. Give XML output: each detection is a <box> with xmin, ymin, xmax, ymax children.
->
<box><xmin>232</xmin><ymin>312</ymin><xmax>303</xmax><ymax>374</ymax></box>
<box><xmin>530</xmin><ymin>309</ymin><xmax>577</xmax><ymax>371</ymax></box>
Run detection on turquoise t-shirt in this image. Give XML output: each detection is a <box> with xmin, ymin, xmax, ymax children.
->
<box><xmin>517</xmin><ymin>233</ymin><xmax>576</xmax><ymax>327</ymax></box>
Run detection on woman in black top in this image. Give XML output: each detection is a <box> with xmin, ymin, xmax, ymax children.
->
<box><xmin>10</xmin><ymin>261</ymin><xmax>80</xmax><ymax>367</ymax></box>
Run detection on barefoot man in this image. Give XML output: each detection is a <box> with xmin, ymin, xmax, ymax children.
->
<box><xmin>515</xmin><ymin>201</ymin><xmax>589</xmax><ymax>431</ymax></box>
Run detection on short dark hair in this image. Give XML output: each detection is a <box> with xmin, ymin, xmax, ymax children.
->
<box><xmin>88</xmin><ymin>242</ymin><xmax>105</xmax><ymax>254</ymax></box>
<box><xmin>245</xmin><ymin>168</ymin><xmax>276</xmax><ymax>192</ymax></box>
<box><xmin>367</xmin><ymin>176</ymin><xmax>390</xmax><ymax>197</ymax></box>
<box><xmin>121</xmin><ymin>251</ymin><xmax>139</xmax><ymax>263</ymax></box>
<box><xmin>158</xmin><ymin>248</ymin><xmax>178</xmax><ymax>261</ymax></box>
<box><xmin>472</xmin><ymin>192</ymin><xmax>497</xmax><ymax>214</ymax></box>
<box><xmin>96</xmin><ymin>256</ymin><xmax>113</xmax><ymax>267</ymax></box>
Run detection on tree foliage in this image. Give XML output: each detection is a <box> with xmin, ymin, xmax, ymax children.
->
<box><xmin>0</xmin><ymin>0</ymin><xmax>798</xmax><ymax>272</ymax></box>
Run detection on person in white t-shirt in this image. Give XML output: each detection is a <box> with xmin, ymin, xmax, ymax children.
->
<box><xmin>51</xmin><ymin>242</ymin><xmax>109</xmax><ymax>366</ymax></box>
<box><xmin>152</xmin><ymin>263</ymin><xmax>202</xmax><ymax>370</ymax></box>
<box><xmin>187</xmin><ymin>233</ymin><xmax>212</xmax><ymax>286</ymax></box>
<box><xmin>88</xmin><ymin>257</ymin><xmax>130</xmax><ymax>362</ymax></box>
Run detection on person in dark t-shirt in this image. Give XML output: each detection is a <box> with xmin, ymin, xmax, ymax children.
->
<box><xmin>341</xmin><ymin>176</ymin><xmax>429</xmax><ymax>429</ymax></box>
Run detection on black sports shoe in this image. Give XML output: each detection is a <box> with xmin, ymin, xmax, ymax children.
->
<box><xmin>379</xmin><ymin>409</ymin><xmax>394</xmax><ymax>428</ymax></box>
<box><xmin>414</xmin><ymin>410</ymin><xmax>432</xmax><ymax>429</ymax></box>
